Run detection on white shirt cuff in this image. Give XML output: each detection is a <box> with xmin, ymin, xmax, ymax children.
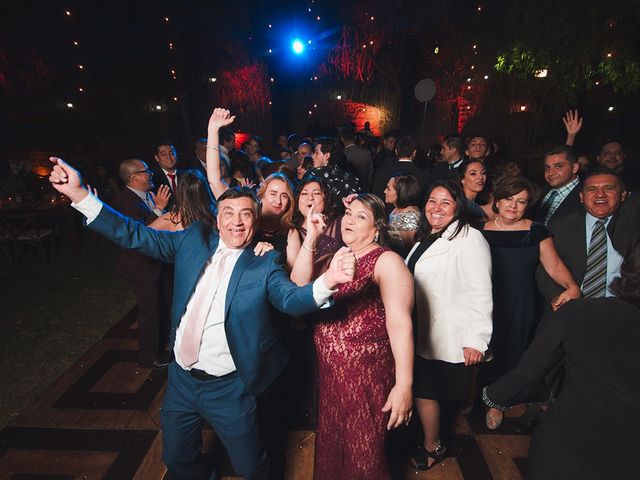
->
<box><xmin>312</xmin><ymin>273</ymin><xmax>338</xmax><ymax>308</ymax></box>
<box><xmin>71</xmin><ymin>192</ymin><xmax>103</xmax><ymax>224</ymax></box>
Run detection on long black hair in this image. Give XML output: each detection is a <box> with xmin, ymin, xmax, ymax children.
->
<box><xmin>415</xmin><ymin>180</ymin><xmax>469</xmax><ymax>242</ymax></box>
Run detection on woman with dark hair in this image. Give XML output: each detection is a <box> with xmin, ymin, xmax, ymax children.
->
<box><xmin>460</xmin><ymin>160</ymin><xmax>495</xmax><ymax>223</ymax></box>
<box><xmin>149</xmin><ymin>168</ymin><xmax>216</xmax><ymax>231</ymax></box>
<box><xmin>406</xmin><ymin>180</ymin><xmax>493</xmax><ymax>470</ymax></box>
<box><xmin>287</xmin><ymin>175</ymin><xmax>341</xmax><ymax>272</ymax></box>
<box><xmin>245</xmin><ymin>135</ymin><xmax>262</xmax><ymax>163</ymax></box>
<box><xmin>483</xmin><ymin>238</ymin><xmax>640</xmax><ymax>480</ymax></box>
<box><xmin>292</xmin><ymin>193</ymin><xmax>414</xmax><ymax>480</ymax></box>
<box><xmin>296</xmin><ymin>155</ymin><xmax>314</xmax><ymax>181</ymax></box>
<box><xmin>384</xmin><ymin>173</ymin><xmax>422</xmax><ymax>256</ymax></box>
<box><xmin>482</xmin><ymin>176</ymin><xmax>579</xmax><ymax>429</ymax></box>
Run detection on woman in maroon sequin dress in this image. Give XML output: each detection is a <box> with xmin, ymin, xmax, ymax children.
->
<box><xmin>291</xmin><ymin>194</ymin><xmax>414</xmax><ymax>480</ymax></box>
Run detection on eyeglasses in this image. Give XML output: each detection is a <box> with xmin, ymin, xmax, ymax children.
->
<box><xmin>129</xmin><ymin>169</ymin><xmax>153</xmax><ymax>177</ymax></box>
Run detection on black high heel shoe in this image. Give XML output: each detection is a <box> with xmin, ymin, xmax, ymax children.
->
<box><xmin>411</xmin><ymin>442</ymin><xmax>447</xmax><ymax>471</ymax></box>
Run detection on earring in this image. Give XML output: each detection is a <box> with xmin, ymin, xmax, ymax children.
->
<box><xmin>374</xmin><ymin>231</ymin><xmax>380</xmax><ymax>243</ymax></box>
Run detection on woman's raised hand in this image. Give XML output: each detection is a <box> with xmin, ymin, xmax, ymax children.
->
<box><xmin>207</xmin><ymin>108</ymin><xmax>236</xmax><ymax>132</ymax></box>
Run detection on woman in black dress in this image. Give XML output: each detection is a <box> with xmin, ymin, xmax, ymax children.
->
<box><xmin>482</xmin><ymin>176</ymin><xmax>579</xmax><ymax>429</ymax></box>
<box><xmin>483</xmin><ymin>238</ymin><xmax>640</xmax><ymax>479</ymax></box>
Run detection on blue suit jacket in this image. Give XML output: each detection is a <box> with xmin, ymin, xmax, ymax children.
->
<box><xmin>87</xmin><ymin>204</ymin><xmax>319</xmax><ymax>395</ymax></box>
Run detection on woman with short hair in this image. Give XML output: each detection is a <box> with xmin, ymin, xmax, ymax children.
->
<box><xmin>482</xmin><ymin>176</ymin><xmax>579</xmax><ymax>429</ymax></box>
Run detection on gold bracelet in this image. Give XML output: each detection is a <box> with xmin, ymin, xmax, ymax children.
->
<box><xmin>206</xmin><ymin>145</ymin><xmax>220</xmax><ymax>151</ymax></box>
<box><xmin>301</xmin><ymin>244</ymin><xmax>317</xmax><ymax>253</ymax></box>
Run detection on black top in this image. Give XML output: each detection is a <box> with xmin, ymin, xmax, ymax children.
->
<box><xmin>406</xmin><ymin>237</ymin><xmax>437</xmax><ymax>274</ymax></box>
<box><xmin>483</xmin><ymin>298</ymin><xmax>640</xmax><ymax>480</ymax></box>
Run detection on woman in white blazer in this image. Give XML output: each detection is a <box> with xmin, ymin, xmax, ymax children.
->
<box><xmin>406</xmin><ymin>180</ymin><xmax>493</xmax><ymax>470</ymax></box>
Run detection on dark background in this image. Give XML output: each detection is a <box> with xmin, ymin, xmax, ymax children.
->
<box><xmin>1</xmin><ymin>0</ymin><xmax>639</xmax><ymax>175</ymax></box>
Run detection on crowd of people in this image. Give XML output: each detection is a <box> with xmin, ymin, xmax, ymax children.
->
<box><xmin>47</xmin><ymin>106</ymin><xmax>640</xmax><ymax>480</ymax></box>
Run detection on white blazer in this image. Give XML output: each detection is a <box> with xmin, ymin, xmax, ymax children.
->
<box><xmin>406</xmin><ymin>221</ymin><xmax>493</xmax><ymax>363</ymax></box>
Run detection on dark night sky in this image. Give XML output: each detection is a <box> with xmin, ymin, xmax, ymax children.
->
<box><xmin>2</xmin><ymin>0</ymin><xmax>639</xmax><ymax>169</ymax></box>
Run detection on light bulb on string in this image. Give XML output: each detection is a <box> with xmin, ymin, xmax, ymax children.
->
<box><xmin>65</xmin><ymin>10</ymin><xmax>71</xmax><ymax>16</ymax></box>
<box><xmin>73</xmin><ymin>41</ymin><xmax>79</xmax><ymax>46</ymax></box>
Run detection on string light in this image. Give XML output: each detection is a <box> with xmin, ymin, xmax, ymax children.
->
<box><xmin>66</xmin><ymin>102</ymin><xmax>74</xmax><ymax>109</ymax></box>
<box><xmin>65</xmin><ymin>10</ymin><xmax>71</xmax><ymax>16</ymax></box>
<box><xmin>73</xmin><ymin>41</ymin><xmax>79</xmax><ymax>46</ymax></box>
<box><xmin>313</xmin><ymin>76</ymin><xmax>318</xmax><ymax>80</ymax></box>
<box><xmin>483</xmin><ymin>75</ymin><xmax>489</xmax><ymax>79</ymax></box>
<box><xmin>270</xmin><ymin>77</ymin><xmax>275</xmax><ymax>82</ymax></box>
<box><xmin>434</xmin><ymin>46</ymin><xmax>439</xmax><ymax>54</ymax></box>
<box><xmin>164</xmin><ymin>17</ymin><xmax>169</xmax><ymax>22</ymax></box>
<box><xmin>78</xmin><ymin>87</ymin><xmax>84</xmax><ymax>92</ymax></box>
<box><xmin>370</xmin><ymin>16</ymin><xmax>375</xmax><ymax>20</ymax></box>
<box><xmin>520</xmin><ymin>105</ymin><xmax>527</xmax><ymax>112</ymax></box>
<box><xmin>316</xmin><ymin>16</ymin><xmax>320</xmax><ymax>20</ymax></box>
<box><xmin>268</xmin><ymin>48</ymin><xmax>272</xmax><ymax>53</ymax></box>
<box><xmin>472</xmin><ymin>44</ymin><xmax>477</xmax><ymax>49</ymax></box>
<box><xmin>173</xmin><ymin>96</ymin><xmax>178</xmax><ymax>101</ymax></box>
<box><xmin>369</xmin><ymin>40</ymin><xmax>374</xmax><ymax>45</ymax></box>
<box><xmin>268</xmin><ymin>24</ymin><xmax>272</xmax><ymax>28</ymax></box>
<box><xmin>467</xmin><ymin>85</ymin><xmax>472</xmax><ymax>90</ymax></box>
<box><xmin>155</xmin><ymin>105</ymin><xmax>162</xmax><ymax>111</ymax></box>
<box><xmin>208</xmin><ymin>76</ymin><xmax>217</xmax><ymax>84</ymax></box>
<box><xmin>269</xmin><ymin>101</ymin><xmax>272</xmax><ymax>105</ymax></box>
<box><xmin>314</xmin><ymin>104</ymin><xmax>317</xmax><ymax>108</ymax></box>
<box><xmin>308</xmin><ymin>110</ymin><xmax>313</xmax><ymax>115</ymax></box>
<box><xmin>78</xmin><ymin>64</ymin><xmax>84</xmax><ymax>70</ymax></box>
<box><xmin>336</xmin><ymin>94</ymin><xmax>342</xmax><ymax>100</ymax></box>
<box><xmin>535</xmin><ymin>69</ymin><xmax>548</xmax><ymax>78</ymax></box>
<box><xmin>169</xmin><ymin>42</ymin><xmax>173</xmax><ymax>50</ymax></box>
<box><xmin>606</xmin><ymin>52</ymin><xmax>613</xmax><ymax>58</ymax></box>
<box><xmin>595</xmin><ymin>81</ymin><xmax>600</xmax><ymax>85</ymax></box>
<box><xmin>471</xmin><ymin>65</ymin><xmax>475</xmax><ymax>70</ymax></box>
<box><xmin>477</xmin><ymin>6</ymin><xmax>482</xmax><ymax>11</ymax></box>
<box><xmin>608</xmin><ymin>106</ymin><xmax>614</xmax><ymax>112</ymax></box>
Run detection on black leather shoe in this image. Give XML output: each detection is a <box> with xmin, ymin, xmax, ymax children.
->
<box><xmin>514</xmin><ymin>410</ymin><xmax>540</xmax><ymax>434</ymax></box>
<box><xmin>139</xmin><ymin>354</ymin><xmax>171</xmax><ymax>369</ymax></box>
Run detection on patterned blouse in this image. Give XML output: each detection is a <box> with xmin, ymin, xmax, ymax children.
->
<box><xmin>388</xmin><ymin>209</ymin><xmax>421</xmax><ymax>255</ymax></box>
<box><xmin>307</xmin><ymin>164</ymin><xmax>361</xmax><ymax>202</ymax></box>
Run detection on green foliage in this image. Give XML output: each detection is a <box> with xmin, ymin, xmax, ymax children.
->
<box><xmin>493</xmin><ymin>0</ymin><xmax>640</xmax><ymax>94</ymax></box>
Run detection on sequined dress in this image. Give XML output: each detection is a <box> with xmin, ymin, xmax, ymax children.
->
<box><xmin>313</xmin><ymin>247</ymin><xmax>394</xmax><ymax>480</ymax></box>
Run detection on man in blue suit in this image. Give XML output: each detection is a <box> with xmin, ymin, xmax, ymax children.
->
<box><xmin>49</xmin><ymin>157</ymin><xmax>355</xmax><ymax>480</ymax></box>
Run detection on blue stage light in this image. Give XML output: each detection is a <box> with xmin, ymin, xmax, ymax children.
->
<box><xmin>292</xmin><ymin>39</ymin><xmax>305</xmax><ymax>55</ymax></box>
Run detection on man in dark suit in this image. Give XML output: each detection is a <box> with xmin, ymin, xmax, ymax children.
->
<box><xmin>537</xmin><ymin>169</ymin><xmax>640</xmax><ymax>303</ymax></box>
<box><xmin>531</xmin><ymin>145</ymin><xmax>583</xmax><ymax>225</ymax></box>
<box><xmin>431</xmin><ymin>135</ymin><xmax>465</xmax><ymax>182</ymax></box>
<box><xmin>371</xmin><ymin>135</ymin><xmax>432</xmax><ymax>203</ymax></box>
<box><xmin>153</xmin><ymin>141</ymin><xmax>179</xmax><ymax>209</ymax></box>
<box><xmin>372</xmin><ymin>130</ymin><xmax>398</xmax><ymax>171</ymax></box>
<box><xmin>111</xmin><ymin>159</ymin><xmax>172</xmax><ymax>368</ymax></box>
<box><xmin>49</xmin><ymin>156</ymin><xmax>355</xmax><ymax>480</ymax></box>
<box><xmin>596</xmin><ymin>140</ymin><xmax>640</xmax><ymax>195</ymax></box>
<box><xmin>341</xmin><ymin>126</ymin><xmax>373</xmax><ymax>192</ymax></box>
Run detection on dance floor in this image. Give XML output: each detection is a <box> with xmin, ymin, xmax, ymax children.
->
<box><xmin>0</xmin><ymin>308</ymin><xmax>531</xmax><ymax>479</ymax></box>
